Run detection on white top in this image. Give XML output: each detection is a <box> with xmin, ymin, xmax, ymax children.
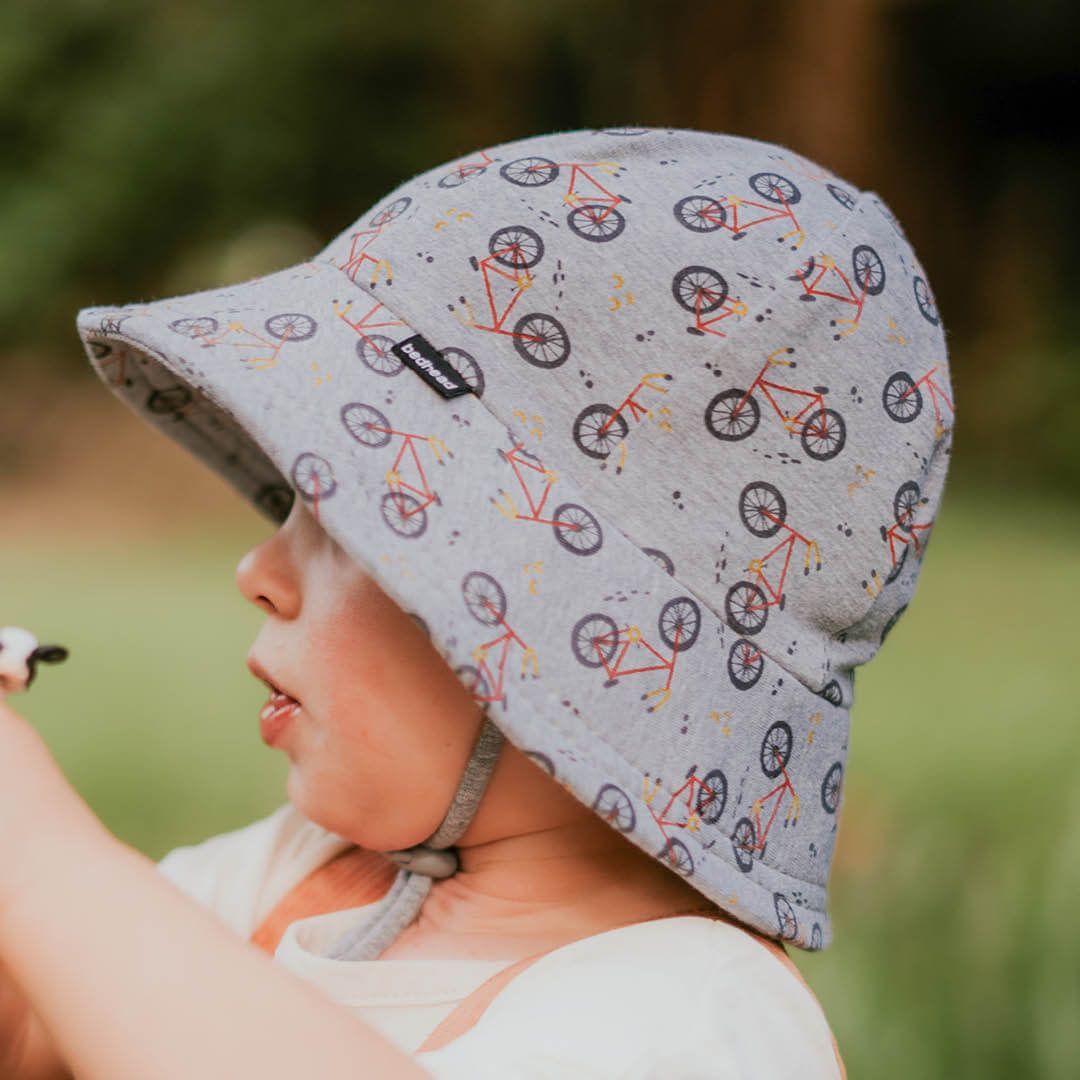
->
<box><xmin>159</xmin><ymin>805</ymin><xmax>842</xmax><ymax>1079</ymax></box>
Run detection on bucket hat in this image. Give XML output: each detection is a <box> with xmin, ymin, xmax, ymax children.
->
<box><xmin>78</xmin><ymin>128</ymin><xmax>952</xmax><ymax>951</ymax></box>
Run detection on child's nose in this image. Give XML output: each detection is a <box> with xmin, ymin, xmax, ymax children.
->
<box><xmin>235</xmin><ymin>534</ymin><xmax>302</xmax><ymax>618</ymax></box>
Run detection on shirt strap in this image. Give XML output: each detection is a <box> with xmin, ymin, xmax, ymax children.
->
<box><xmin>250</xmin><ymin>846</ymin><xmax>398</xmax><ymax>955</ymax></box>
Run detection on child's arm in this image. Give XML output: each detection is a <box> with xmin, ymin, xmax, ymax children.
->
<box><xmin>0</xmin><ymin>699</ymin><xmax>428</xmax><ymax>1080</ymax></box>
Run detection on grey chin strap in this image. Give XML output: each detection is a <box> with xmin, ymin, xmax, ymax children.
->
<box><xmin>327</xmin><ymin>714</ymin><xmax>505</xmax><ymax>961</ymax></box>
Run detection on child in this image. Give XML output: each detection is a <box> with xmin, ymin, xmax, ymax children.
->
<box><xmin>0</xmin><ymin>128</ymin><xmax>951</xmax><ymax>1077</ymax></box>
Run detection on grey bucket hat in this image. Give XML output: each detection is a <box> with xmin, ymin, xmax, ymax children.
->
<box><xmin>78</xmin><ymin>128</ymin><xmax>952</xmax><ymax>950</ymax></box>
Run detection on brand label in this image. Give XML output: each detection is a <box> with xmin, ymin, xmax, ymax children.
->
<box><xmin>391</xmin><ymin>335</ymin><xmax>473</xmax><ymax>399</ymax></box>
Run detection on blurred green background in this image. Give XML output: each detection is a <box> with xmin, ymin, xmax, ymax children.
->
<box><xmin>3</xmin><ymin>0</ymin><xmax>1079</xmax><ymax>1075</ymax></box>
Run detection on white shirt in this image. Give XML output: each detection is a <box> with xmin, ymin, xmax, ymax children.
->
<box><xmin>159</xmin><ymin>805</ymin><xmax>842</xmax><ymax>1078</ymax></box>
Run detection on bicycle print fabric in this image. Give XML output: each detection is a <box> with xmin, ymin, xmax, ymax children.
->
<box><xmin>77</xmin><ymin>128</ymin><xmax>952</xmax><ymax>949</ymax></box>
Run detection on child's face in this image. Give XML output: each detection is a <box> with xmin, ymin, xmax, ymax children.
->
<box><xmin>235</xmin><ymin>500</ymin><xmax>484</xmax><ymax>850</ymax></box>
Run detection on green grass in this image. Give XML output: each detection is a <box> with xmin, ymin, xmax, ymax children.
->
<box><xmin>4</xmin><ymin>488</ymin><xmax>1078</xmax><ymax>1077</ymax></box>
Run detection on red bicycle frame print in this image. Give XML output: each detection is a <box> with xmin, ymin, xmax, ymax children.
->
<box><xmin>457</xmin><ymin>572</ymin><xmax>538</xmax><ymax>708</ymax></box>
<box><xmin>454</xmin><ymin>226</ymin><xmax>570</xmax><ymax>369</ymax></box>
<box><xmin>438</xmin><ymin>149</ymin><xmax>494</xmax><ymax>188</ymax></box>
<box><xmin>882</xmin><ymin>365</ymin><xmax>954</xmax><ymax>440</ymax></box>
<box><xmin>339</xmin><ymin>403</ymin><xmax>449</xmax><ymax>539</ymax></box>
<box><xmin>332</xmin><ymin>299</ymin><xmax>407</xmax><ymax>375</ymax></box>
<box><xmin>337</xmin><ymin>195</ymin><xmax>411</xmax><ymax>287</ymax></box>
<box><xmin>572</xmin><ymin>372</ymin><xmax>674</xmax><ymax>469</ymax></box>
<box><xmin>879</xmin><ymin>481</ymin><xmax>933</xmax><ymax>586</ymax></box>
<box><xmin>571</xmin><ymin>597</ymin><xmax>701</xmax><ymax>711</ymax></box>
<box><xmin>725</xmin><ymin>482</ymin><xmax>821</xmax><ymax>637</ymax></box>
<box><xmin>493</xmin><ymin>443</ymin><xmax>603</xmax><ymax>556</ymax></box>
<box><xmin>674</xmin><ymin>171</ymin><xmax>805</xmax><ymax>249</ymax></box>
<box><xmin>500</xmin><ymin>156</ymin><xmax>627</xmax><ymax>242</ymax></box>
<box><xmin>591</xmin><ymin>764</ymin><xmax>727</xmax><ymax>878</ymax></box>
<box><xmin>732</xmin><ymin>721</ymin><xmax>801</xmax><ymax>872</ymax></box>
<box><xmin>671</xmin><ymin>266</ymin><xmax>747</xmax><ymax>340</ymax></box>
<box><xmin>704</xmin><ymin>347</ymin><xmax>846</xmax><ymax>461</ymax></box>
<box><xmin>168</xmin><ymin>313</ymin><xmax>317</xmax><ymax>371</ymax></box>
<box><xmin>791</xmin><ymin>245</ymin><xmax>885</xmax><ymax>339</ymax></box>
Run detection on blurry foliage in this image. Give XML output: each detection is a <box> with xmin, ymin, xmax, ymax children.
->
<box><xmin>1</xmin><ymin>0</ymin><xmax>1078</xmax><ymax>491</ymax></box>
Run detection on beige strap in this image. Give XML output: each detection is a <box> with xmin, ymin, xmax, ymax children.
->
<box><xmin>250</xmin><ymin>847</ymin><xmax>397</xmax><ymax>955</ymax></box>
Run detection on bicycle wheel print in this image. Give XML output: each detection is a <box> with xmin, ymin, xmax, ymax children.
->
<box><xmin>291</xmin><ymin>453</ymin><xmax>337</xmax><ymax>501</ymax></box>
<box><xmin>455</xmin><ymin>664</ymin><xmax>492</xmax><ymax>702</ymax></box>
<box><xmin>660</xmin><ymin>836</ymin><xmax>694</xmax><ymax>877</ymax></box>
<box><xmin>673</xmin><ymin>195</ymin><xmax>726</xmax><ymax>232</ymax></box>
<box><xmin>818</xmin><ymin>680</ymin><xmax>843</xmax><ymax>707</ymax></box>
<box><xmin>672</xmin><ymin>266</ymin><xmax>728</xmax><ymax>314</ymax></box>
<box><xmin>827</xmin><ymin>183</ymin><xmax>855</xmax><ymax>210</ymax></box>
<box><xmin>340</xmin><ymin>403</ymin><xmax>393</xmax><ymax>448</ymax></box>
<box><xmin>265</xmin><ymin>313</ymin><xmax>317</xmax><ymax>342</ymax></box>
<box><xmin>573</xmin><ymin>404</ymin><xmax>629</xmax><ymax>458</ymax></box>
<box><xmin>512</xmin><ymin>313</ymin><xmax>570</xmax><ymax>368</ymax></box>
<box><xmin>852</xmin><ymin>244</ymin><xmax>886</xmax><ymax>296</ymax></box>
<box><xmin>732</xmin><ymin>817</ymin><xmax>756</xmax><ymax>872</ymax></box>
<box><xmin>893</xmin><ymin>481</ymin><xmax>921</xmax><ymax>532</ymax></box>
<box><xmin>774</xmin><ymin>893</ymin><xmax>798</xmax><ymax>941</ymax></box>
<box><xmin>749</xmin><ymin>172</ymin><xmax>801</xmax><ymax>205</ymax></box>
<box><xmin>567</xmin><ymin>205</ymin><xmax>626</xmax><ymax>242</ymax></box>
<box><xmin>369</xmin><ymin>196</ymin><xmax>411</xmax><ymax>227</ymax></box>
<box><xmin>592</xmin><ymin>783</ymin><xmax>635</xmax><ymax>832</ymax></box>
<box><xmin>739</xmin><ymin>482</ymin><xmax>787</xmax><ymax>538</ymax></box>
<box><xmin>489</xmin><ymin>225</ymin><xmax>544</xmax><ymax>270</ymax></box>
<box><xmin>761</xmin><ymin>721</ymin><xmax>793</xmax><ymax>778</ymax></box>
<box><xmin>438</xmin><ymin>167</ymin><xmax>486</xmax><ymax>189</ymax></box>
<box><xmin>439</xmin><ymin>348</ymin><xmax>484</xmax><ymax>397</ymax></box>
<box><xmin>552</xmin><ymin>503</ymin><xmax>604</xmax><ymax>556</ymax></box>
<box><xmin>821</xmin><ymin>762</ymin><xmax>843</xmax><ymax>814</ymax></box>
<box><xmin>811</xmin><ymin>924</ymin><xmax>823</xmax><ymax>950</ymax></box>
<box><xmin>725</xmin><ymin>582</ymin><xmax>769</xmax><ymax>636</ymax></box>
<box><xmin>800</xmin><ymin>407</ymin><xmax>846</xmax><ymax>461</ymax></box>
<box><xmin>658</xmin><ymin>597</ymin><xmax>701</xmax><ymax>652</ymax></box>
<box><xmin>696</xmin><ymin>769</ymin><xmax>728</xmax><ymax>824</ymax></box>
<box><xmin>642</xmin><ymin>548</ymin><xmax>675</xmax><ymax>576</ymax></box>
<box><xmin>499</xmin><ymin>157</ymin><xmax>559</xmax><ymax>186</ymax></box>
<box><xmin>883</xmin><ymin>541</ymin><xmax>910</xmax><ymax>586</ymax></box>
<box><xmin>913</xmin><ymin>276</ymin><xmax>940</xmax><ymax>325</ymax></box>
<box><xmin>169</xmin><ymin>316</ymin><xmax>218</xmax><ymax>338</ymax></box>
<box><xmin>571</xmin><ymin>613</ymin><xmax>619</xmax><ymax>668</ymax></box>
<box><xmin>356</xmin><ymin>335</ymin><xmax>402</xmax><ymax>376</ymax></box>
<box><xmin>380</xmin><ymin>491</ymin><xmax>427</xmax><ymax>539</ymax></box>
<box><xmin>882</xmin><ymin>372</ymin><xmax>923</xmax><ymax>423</ymax></box>
<box><xmin>727</xmin><ymin>638</ymin><xmax>764</xmax><ymax>691</ymax></box>
<box><xmin>705</xmin><ymin>388</ymin><xmax>761</xmax><ymax>441</ymax></box>
<box><xmin>462</xmin><ymin>571</ymin><xmax>507</xmax><ymax>626</ymax></box>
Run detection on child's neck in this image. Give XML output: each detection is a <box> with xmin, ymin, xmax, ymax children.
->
<box><xmin>376</xmin><ymin>820</ymin><xmax>716</xmax><ymax>963</ymax></box>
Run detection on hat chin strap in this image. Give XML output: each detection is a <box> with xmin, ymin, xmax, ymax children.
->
<box><xmin>327</xmin><ymin>714</ymin><xmax>505</xmax><ymax>961</ymax></box>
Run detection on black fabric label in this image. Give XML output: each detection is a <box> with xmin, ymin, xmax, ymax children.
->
<box><xmin>391</xmin><ymin>335</ymin><xmax>473</xmax><ymax>399</ymax></box>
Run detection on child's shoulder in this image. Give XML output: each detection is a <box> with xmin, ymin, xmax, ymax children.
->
<box><xmin>418</xmin><ymin>916</ymin><xmax>842</xmax><ymax>1079</ymax></box>
<box><xmin>157</xmin><ymin>804</ymin><xmax>351</xmax><ymax>936</ymax></box>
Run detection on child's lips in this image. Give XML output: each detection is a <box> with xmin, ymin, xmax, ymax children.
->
<box><xmin>259</xmin><ymin>691</ymin><xmax>300</xmax><ymax>746</ymax></box>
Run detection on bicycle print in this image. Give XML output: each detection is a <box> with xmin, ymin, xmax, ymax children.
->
<box><xmin>882</xmin><ymin>365</ymin><xmax>954</xmax><ymax>439</ymax></box>
<box><xmin>671</xmin><ymin>265</ymin><xmax>748</xmax><ymax>340</ymax></box>
<box><xmin>453</xmin><ymin>226</ymin><xmax>570</xmax><ymax>369</ymax></box>
<box><xmin>169</xmin><ymin>312</ymin><xmax>317</xmax><ymax>371</ymax></box>
<box><xmin>500</xmin><ymin>155</ymin><xmax>628</xmax><ymax>242</ymax></box>
<box><xmin>790</xmin><ymin>244</ymin><xmax>885</xmax><ymax>339</ymax></box>
<box><xmin>592</xmin><ymin>764</ymin><xmax>728</xmax><ymax>878</ymax></box>
<box><xmin>337</xmin><ymin>195</ymin><xmax>411</xmax><ymax>287</ymax></box>
<box><xmin>571</xmin><ymin>595</ymin><xmax>701</xmax><ymax>711</ymax></box>
<box><xmin>880</xmin><ymin>481</ymin><xmax>932</xmax><ymax>584</ymax></box>
<box><xmin>340</xmin><ymin>403</ymin><xmax>451</xmax><ymax>539</ymax></box>
<box><xmin>572</xmin><ymin>372</ymin><xmax>674</xmax><ymax>468</ymax></box>
<box><xmin>725</xmin><ymin>482</ymin><xmax>822</xmax><ymax>637</ymax></box>
<box><xmin>493</xmin><ymin>442</ymin><xmax>603</xmax><ymax>556</ymax></box>
<box><xmin>673</xmin><ymin>171</ymin><xmax>805</xmax><ymax>249</ymax></box>
<box><xmin>456</xmin><ymin>571</ymin><xmax>538</xmax><ymax>708</ymax></box>
<box><xmin>704</xmin><ymin>347</ymin><xmax>846</xmax><ymax>461</ymax></box>
<box><xmin>731</xmin><ymin>721</ymin><xmax>801</xmax><ymax>872</ymax></box>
